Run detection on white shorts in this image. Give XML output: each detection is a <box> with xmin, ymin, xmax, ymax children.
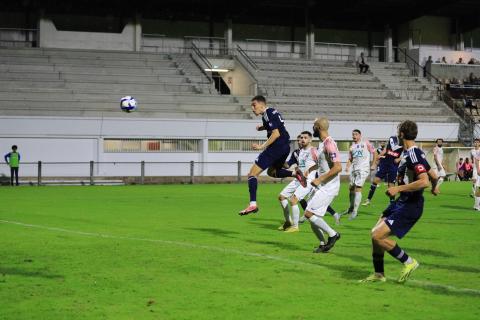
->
<box><xmin>473</xmin><ymin>167</ymin><xmax>477</xmax><ymax>180</ymax></box>
<box><xmin>280</xmin><ymin>179</ymin><xmax>313</xmax><ymax>201</ymax></box>
<box><xmin>476</xmin><ymin>176</ymin><xmax>480</xmax><ymax>187</ymax></box>
<box><xmin>305</xmin><ymin>185</ymin><xmax>339</xmax><ymax>217</ymax></box>
<box><xmin>350</xmin><ymin>170</ymin><xmax>370</xmax><ymax>187</ymax></box>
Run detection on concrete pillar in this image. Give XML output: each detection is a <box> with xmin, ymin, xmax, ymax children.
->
<box><xmin>224</xmin><ymin>18</ymin><xmax>233</xmax><ymax>54</ymax></box>
<box><xmin>134</xmin><ymin>14</ymin><xmax>142</xmax><ymax>52</ymax></box>
<box><xmin>201</xmin><ymin>138</ymin><xmax>208</xmax><ymax>176</ymax></box>
<box><xmin>385</xmin><ymin>25</ymin><xmax>393</xmax><ymax>63</ymax></box>
<box><xmin>458</xmin><ymin>33</ymin><xmax>465</xmax><ymax>51</ymax></box>
<box><xmin>305</xmin><ymin>24</ymin><xmax>315</xmax><ymax>59</ymax></box>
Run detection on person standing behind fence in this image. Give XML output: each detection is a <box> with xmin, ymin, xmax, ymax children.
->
<box><xmin>4</xmin><ymin>145</ymin><xmax>20</xmax><ymax>186</ymax></box>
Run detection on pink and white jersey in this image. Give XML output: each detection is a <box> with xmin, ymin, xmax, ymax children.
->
<box><xmin>317</xmin><ymin>136</ymin><xmax>341</xmax><ymax>189</ymax></box>
<box><xmin>471</xmin><ymin>148</ymin><xmax>480</xmax><ymax>173</ymax></box>
<box><xmin>350</xmin><ymin>139</ymin><xmax>375</xmax><ymax>171</ymax></box>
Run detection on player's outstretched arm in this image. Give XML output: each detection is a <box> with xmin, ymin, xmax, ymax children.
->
<box><xmin>428</xmin><ymin>169</ymin><xmax>440</xmax><ymax>195</ymax></box>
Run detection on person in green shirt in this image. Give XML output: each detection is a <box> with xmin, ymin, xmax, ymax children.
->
<box><xmin>4</xmin><ymin>145</ymin><xmax>20</xmax><ymax>186</ymax></box>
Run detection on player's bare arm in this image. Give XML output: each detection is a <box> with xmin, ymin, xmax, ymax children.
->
<box><xmin>256</xmin><ymin>125</ymin><xmax>265</xmax><ymax>131</ymax></box>
<box><xmin>311</xmin><ymin>161</ymin><xmax>342</xmax><ymax>187</ymax></box>
<box><xmin>428</xmin><ymin>169</ymin><xmax>440</xmax><ymax>195</ymax></box>
<box><xmin>386</xmin><ymin>172</ymin><xmax>430</xmax><ymax>197</ymax></box>
<box><xmin>252</xmin><ymin>128</ymin><xmax>280</xmax><ymax>150</ymax></box>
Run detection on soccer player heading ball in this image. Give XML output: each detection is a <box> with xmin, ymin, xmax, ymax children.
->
<box><xmin>360</xmin><ymin>120</ymin><xmax>439</xmax><ymax>284</ymax></box>
<box><xmin>239</xmin><ymin>95</ymin><xmax>304</xmax><ymax>216</ymax></box>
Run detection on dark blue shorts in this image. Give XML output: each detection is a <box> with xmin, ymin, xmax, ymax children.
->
<box><xmin>382</xmin><ymin>197</ymin><xmax>424</xmax><ymax>239</ymax></box>
<box><xmin>375</xmin><ymin>165</ymin><xmax>398</xmax><ymax>183</ymax></box>
<box><xmin>255</xmin><ymin>144</ymin><xmax>290</xmax><ymax>171</ymax></box>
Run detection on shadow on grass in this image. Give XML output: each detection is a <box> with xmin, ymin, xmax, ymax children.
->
<box><xmin>246</xmin><ymin>220</ymin><xmax>280</xmax><ymax>230</ymax></box>
<box><xmin>245</xmin><ymin>239</ymin><xmax>305</xmax><ymax>251</ymax></box>
<box><xmin>0</xmin><ymin>267</ymin><xmax>63</xmax><ymax>280</ymax></box>
<box><xmin>185</xmin><ymin>227</ymin><xmax>240</xmax><ymax>239</ymax></box>
<box><xmin>404</xmin><ymin>247</ymin><xmax>454</xmax><ymax>258</ymax></box>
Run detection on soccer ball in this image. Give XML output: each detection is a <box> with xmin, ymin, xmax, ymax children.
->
<box><xmin>120</xmin><ymin>96</ymin><xmax>137</xmax><ymax>113</ymax></box>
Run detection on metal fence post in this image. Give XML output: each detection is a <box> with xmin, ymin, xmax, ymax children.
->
<box><xmin>237</xmin><ymin>161</ymin><xmax>241</xmax><ymax>183</ymax></box>
<box><xmin>89</xmin><ymin>161</ymin><xmax>94</xmax><ymax>186</ymax></box>
<box><xmin>141</xmin><ymin>161</ymin><xmax>145</xmax><ymax>185</ymax></box>
<box><xmin>190</xmin><ymin>161</ymin><xmax>194</xmax><ymax>184</ymax></box>
<box><xmin>37</xmin><ymin>161</ymin><xmax>42</xmax><ymax>186</ymax></box>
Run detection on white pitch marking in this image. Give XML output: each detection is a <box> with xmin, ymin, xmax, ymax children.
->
<box><xmin>1</xmin><ymin>219</ymin><xmax>479</xmax><ymax>296</ymax></box>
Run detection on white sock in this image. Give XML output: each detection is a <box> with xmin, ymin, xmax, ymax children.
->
<box><xmin>291</xmin><ymin>205</ymin><xmax>300</xmax><ymax>227</ymax></box>
<box><xmin>353</xmin><ymin>192</ymin><xmax>362</xmax><ymax>214</ymax></box>
<box><xmin>472</xmin><ymin>184</ymin><xmax>476</xmax><ymax>195</ymax></box>
<box><xmin>250</xmin><ymin>201</ymin><xmax>257</xmax><ymax>206</ymax></box>
<box><xmin>309</xmin><ymin>215</ymin><xmax>336</xmax><ymax>237</ymax></box>
<box><xmin>437</xmin><ymin>177</ymin><xmax>444</xmax><ymax>188</ymax></box>
<box><xmin>475</xmin><ymin>197</ymin><xmax>480</xmax><ymax>208</ymax></box>
<box><xmin>280</xmin><ymin>199</ymin><xmax>290</xmax><ymax>222</ymax></box>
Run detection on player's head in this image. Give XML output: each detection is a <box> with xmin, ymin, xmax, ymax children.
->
<box><xmin>474</xmin><ymin>138</ymin><xmax>480</xmax><ymax>148</ymax></box>
<box><xmin>397</xmin><ymin>120</ymin><xmax>418</xmax><ymax>145</ymax></box>
<box><xmin>313</xmin><ymin>117</ymin><xmax>329</xmax><ymax>139</ymax></box>
<box><xmin>11</xmin><ymin>145</ymin><xmax>17</xmax><ymax>151</ymax></box>
<box><xmin>296</xmin><ymin>134</ymin><xmax>302</xmax><ymax>147</ymax></box>
<box><xmin>380</xmin><ymin>141</ymin><xmax>385</xmax><ymax>148</ymax></box>
<box><xmin>352</xmin><ymin>129</ymin><xmax>361</xmax><ymax>142</ymax></box>
<box><xmin>300</xmin><ymin>131</ymin><xmax>312</xmax><ymax>148</ymax></box>
<box><xmin>435</xmin><ymin>138</ymin><xmax>443</xmax><ymax>147</ymax></box>
<box><xmin>251</xmin><ymin>95</ymin><xmax>267</xmax><ymax>116</ymax></box>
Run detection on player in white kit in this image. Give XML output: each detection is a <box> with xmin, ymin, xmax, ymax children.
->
<box><xmin>303</xmin><ymin>117</ymin><xmax>342</xmax><ymax>253</ymax></box>
<box><xmin>345</xmin><ymin>129</ymin><xmax>376</xmax><ymax>220</ymax></box>
<box><xmin>471</xmin><ymin>139</ymin><xmax>480</xmax><ymax>210</ymax></box>
<box><xmin>470</xmin><ymin>138</ymin><xmax>480</xmax><ymax>199</ymax></box>
<box><xmin>433</xmin><ymin>138</ymin><xmax>446</xmax><ymax>189</ymax></box>
<box><xmin>278</xmin><ymin>131</ymin><xmax>317</xmax><ymax>232</ymax></box>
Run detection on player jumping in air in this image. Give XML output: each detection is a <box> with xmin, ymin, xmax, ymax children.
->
<box><xmin>363</xmin><ymin>135</ymin><xmax>403</xmax><ymax>206</ymax></box>
<box><xmin>360</xmin><ymin>120</ymin><xmax>439</xmax><ymax>283</ymax></box>
<box><xmin>239</xmin><ymin>95</ymin><xmax>303</xmax><ymax>215</ymax></box>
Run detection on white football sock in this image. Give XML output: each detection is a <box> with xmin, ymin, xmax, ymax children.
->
<box><xmin>309</xmin><ymin>215</ymin><xmax>336</xmax><ymax>237</ymax></box>
<box><xmin>291</xmin><ymin>204</ymin><xmax>300</xmax><ymax>227</ymax></box>
<box><xmin>280</xmin><ymin>199</ymin><xmax>290</xmax><ymax>222</ymax></box>
<box><xmin>475</xmin><ymin>197</ymin><xmax>480</xmax><ymax>208</ymax></box>
<box><xmin>353</xmin><ymin>191</ymin><xmax>362</xmax><ymax>214</ymax></box>
<box><xmin>437</xmin><ymin>177</ymin><xmax>444</xmax><ymax>188</ymax></box>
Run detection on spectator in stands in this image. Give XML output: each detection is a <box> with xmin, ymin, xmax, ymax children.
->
<box><xmin>463</xmin><ymin>158</ymin><xmax>473</xmax><ymax>180</ymax></box>
<box><xmin>441</xmin><ymin>57</ymin><xmax>447</xmax><ymax>64</ymax></box>
<box><xmin>357</xmin><ymin>52</ymin><xmax>369</xmax><ymax>74</ymax></box>
<box><xmin>456</xmin><ymin>57</ymin><xmax>465</xmax><ymax>64</ymax></box>
<box><xmin>468</xmin><ymin>58</ymin><xmax>476</xmax><ymax>65</ymax></box>
<box><xmin>468</xmin><ymin>72</ymin><xmax>477</xmax><ymax>84</ymax></box>
<box><xmin>457</xmin><ymin>157</ymin><xmax>465</xmax><ymax>180</ymax></box>
<box><xmin>423</xmin><ymin>56</ymin><xmax>432</xmax><ymax>78</ymax></box>
<box><xmin>463</xmin><ymin>95</ymin><xmax>479</xmax><ymax>115</ymax></box>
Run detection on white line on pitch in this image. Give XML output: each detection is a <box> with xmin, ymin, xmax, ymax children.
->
<box><xmin>1</xmin><ymin>219</ymin><xmax>479</xmax><ymax>296</ymax></box>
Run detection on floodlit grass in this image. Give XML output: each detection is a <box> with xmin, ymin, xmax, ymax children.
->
<box><xmin>0</xmin><ymin>182</ymin><xmax>479</xmax><ymax>319</ymax></box>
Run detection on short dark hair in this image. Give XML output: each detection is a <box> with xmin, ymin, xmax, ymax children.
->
<box><xmin>436</xmin><ymin>138</ymin><xmax>443</xmax><ymax>143</ymax></box>
<box><xmin>398</xmin><ymin>120</ymin><xmax>418</xmax><ymax>140</ymax></box>
<box><xmin>475</xmin><ymin>138</ymin><xmax>480</xmax><ymax>142</ymax></box>
<box><xmin>296</xmin><ymin>134</ymin><xmax>302</xmax><ymax>139</ymax></box>
<box><xmin>301</xmin><ymin>131</ymin><xmax>312</xmax><ymax>137</ymax></box>
<box><xmin>251</xmin><ymin>95</ymin><xmax>266</xmax><ymax>103</ymax></box>
<box><xmin>12</xmin><ymin>145</ymin><xmax>17</xmax><ymax>150</ymax></box>
<box><xmin>352</xmin><ymin>129</ymin><xmax>361</xmax><ymax>135</ymax></box>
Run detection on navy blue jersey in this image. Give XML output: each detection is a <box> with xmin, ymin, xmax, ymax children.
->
<box><xmin>376</xmin><ymin>146</ymin><xmax>384</xmax><ymax>155</ymax></box>
<box><xmin>398</xmin><ymin>146</ymin><xmax>431</xmax><ymax>201</ymax></box>
<box><xmin>262</xmin><ymin>107</ymin><xmax>290</xmax><ymax>147</ymax></box>
<box><xmin>287</xmin><ymin>149</ymin><xmax>300</xmax><ymax>167</ymax></box>
<box><xmin>379</xmin><ymin>136</ymin><xmax>403</xmax><ymax>168</ymax></box>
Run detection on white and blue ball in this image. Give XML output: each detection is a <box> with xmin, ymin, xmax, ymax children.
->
<box><xmin>120</xmin><ymin>96</ymin><xmax>137</xmax><ymax>113</ymax></box>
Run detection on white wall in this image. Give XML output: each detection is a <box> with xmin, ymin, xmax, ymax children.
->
<box><xmin>39</xmin><ymin>18</ymin><xmax>141</xmax><ymax>51</ymax></box>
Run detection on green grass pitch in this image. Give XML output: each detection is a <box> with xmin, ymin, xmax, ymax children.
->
<box><xmin>0</xmin><ymin>182</ymin><xmax>479</xmax><ymax>319</ymax></box>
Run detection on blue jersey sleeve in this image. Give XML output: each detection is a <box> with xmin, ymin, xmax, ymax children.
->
<box><xmin>4</xmin><ymin>152</ymin><xmax>10</xmax><ymax>163</ymax></box>
<box><xmin>287</xmin><ymin>149</ymin><xmax>299</xmax><ymax>167</ymax></box>
<box><xmin>408</xmin><ymin>148</ymin><xmax>431</xmax><ymax>175</ymax></box>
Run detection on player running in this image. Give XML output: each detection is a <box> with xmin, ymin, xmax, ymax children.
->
<box><xmin>303</xmin><ymin>118</ymin><xmax>342</xmax><ymax>253</ymax></box>
<box><xmin>239</xmin><ymin>95</ymin><xmax>301</xmax><ymax>215</ymax></box>
<box><xmin>278</xmin><ymin>131</ymin><xmax>317</xmax><ymax>232</ymax></box>
<box><xmin>360</xmin><ymin>120</ymin><xmax>439</xmax><ymax>283</ymax></box>
<box><xmin>433</xmin><ymin>138</ymin><xmax>446</xmax><ymax>190</ymax></box>
<box><xmin>344</xmin><ymin>129</ymin><xmax>376</xmax><ymax>220</ymax></box>
<box><xmin>470</xmin><ymin>138</ymin><xmax>480</xmax><ymax>199</ymax></box>
<box><xmin>363</xmin><ymin>136</ymin><xmax>403</xmax><ymax>206</ymax></box>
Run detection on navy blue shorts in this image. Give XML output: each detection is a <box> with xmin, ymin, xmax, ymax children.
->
<box><xmin>375</xmin><ymin>165</ymin><xmax>398</xmax><ymax>183</ymax></box>
<box><xmin>382</xmin><ymin>197</ymin><xmax>424</xmax><ymax>239</ymax></box>
<box><xmin>255</xmin><ymin>144</ymin><xmax>290</xmax><ymax>171</ymax></box>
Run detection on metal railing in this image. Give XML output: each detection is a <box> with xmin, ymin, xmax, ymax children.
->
<box><xmin>190</xmin><ymin>42</ymin><xmax>215</xmax><ymax>86</ymax></box>
<box><xmin>0</xmin><ymin>28</ymin><xmax>38</xmax><ymax>48</ymax></box>
<box><xmin>184</xmin><ymin>36</ymin><xmax>227</xmax><ymax>56</ymax></box>
<box><xmin>140</xmin><ymin>33</ymin><xmax>166</xmax><ymax>53</ymax></box>
<box><xmin>314</xmin><ymin>42</ymin><xmax>357</xmax><ymax>61</ymax></box>
<box><xmin>243</xmin><ymin>39</ymin><xmax>307</xmax><ymax>58</ymax></box>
